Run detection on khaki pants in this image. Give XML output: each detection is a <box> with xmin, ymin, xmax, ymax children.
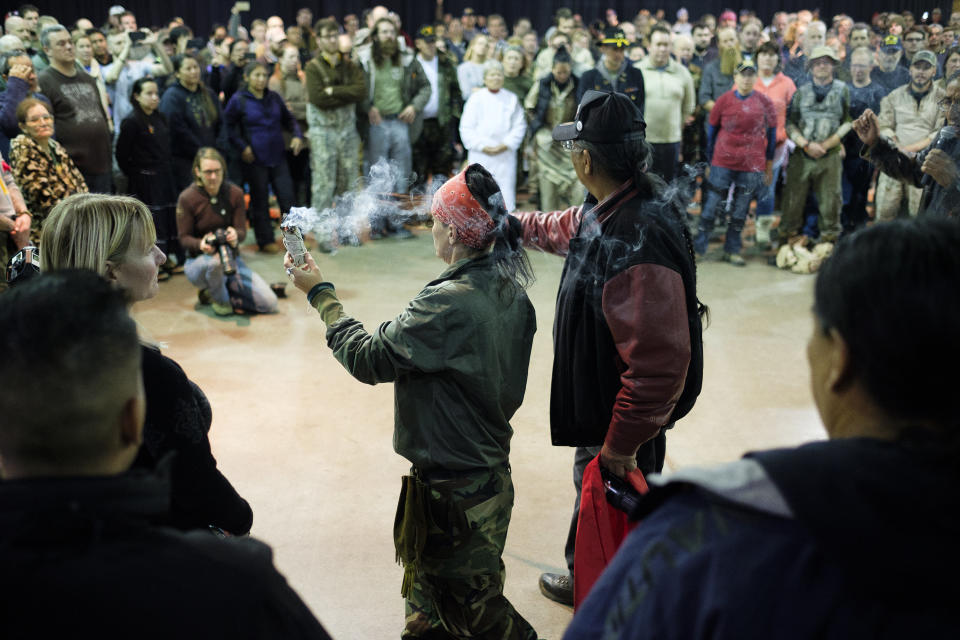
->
<box><xmin>779</xmin><ymin>150</ymin><xmax>842</xmax><ymax>242</ymax></box>
<box><xmin>874</xmin><ymin>172</ymin><xmax>922</xmax><ymax>222</ymax></box>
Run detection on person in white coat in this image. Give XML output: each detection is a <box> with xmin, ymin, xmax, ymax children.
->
<box><xmin>459</xmin><ymin>61</ymin><xmax>527</xmax><ymax>212</ymax></box>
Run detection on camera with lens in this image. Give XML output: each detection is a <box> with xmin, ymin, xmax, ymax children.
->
<box><xmin>6</xmin><ymin>245</ymin><xmax>40</xmax><ymax>286</ymax></box>
<box><xmin>204</xmin><ymin>228</ymin><xmax>237</xmax><ymax>275</ymax></box>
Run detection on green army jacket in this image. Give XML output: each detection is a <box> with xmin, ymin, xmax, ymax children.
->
<box><xmin>313</xmin><ymin>255</ymin><xmax>537</xmax><ymax>471</ymax></box>
<box><xmin>304</xmin><ymin>52</ymin><xmax>367</xmax><ymax>111</ymax></box>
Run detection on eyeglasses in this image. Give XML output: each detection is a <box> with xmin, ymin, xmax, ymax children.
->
<box><xmin>25</xmin><ymin>114</ymin><xmax>53</xmax><ymax>123</ymax></box>
<box><xmin>561</xmin><ymin>139</ymin><xmax>578</xmax><ymax>151</ymax></box>
<box><xmin>937</xmin><ymin>98</ymin><xmax>957</xmax><ymax>111</ymax></box>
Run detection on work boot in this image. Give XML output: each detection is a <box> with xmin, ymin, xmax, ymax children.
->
<box><xmin>538</xmin><ymin>572</ymin><xmax>573</xmax><ymax>606</ymax></box>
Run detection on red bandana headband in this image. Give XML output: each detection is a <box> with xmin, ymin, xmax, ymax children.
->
<box><xmin>431</xmin><ymin>170</ymin><xmax>495</xmax><ymax>250</ymax></box>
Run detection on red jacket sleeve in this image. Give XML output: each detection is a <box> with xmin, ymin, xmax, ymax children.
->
<box><xmin>512</xmin><ymin>206</ymin><xmax>582</xmax><ymax>256</ymax></box>
<box><xmin>601</xmin><ymin>263</ymin><xmax>691</xmax><ymax>455</ymax></box>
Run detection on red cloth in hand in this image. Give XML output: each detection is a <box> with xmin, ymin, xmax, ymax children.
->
<box><xmin>573</xmin><ymin>455</ymin><xmax>649</xmax><ymax>610</ymax></box>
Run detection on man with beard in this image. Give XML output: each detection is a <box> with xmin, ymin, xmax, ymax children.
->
<box><xmin>690</xmin><ymin>21</ymin><xmax>717</xmax><ymax>69</ymax></box>
<box><xmin>697</xmin><ymin>26</ymin><xmax>738</xmax><ymax>116</ymax></box>
<box><xmin>357</xmin><ymin>17</ymin><xmax>430</xmax><ymax>237</ymax></box>
<box><xmin>872</xmin><ymin>35</ymin><xmax>911</xmax><ymax>94</ymax></box>
<box><xmin>841</xmin><ymin>47</ymin><xmax>887</xmax><ymax>233</ymax></box>
<box><xmin>874</xmin><ymin>50</ymin><xmax>944</xmax><ymax>221</ymax></box>
<box><xmin>783</xmin><ymin>20</ymin><xmax>826</xmax><ymax>86</ymax></box>
<box><xmin>855</xmin><ymin>76</ymin><xmax>960</xmax><ymax>218</ymax></box>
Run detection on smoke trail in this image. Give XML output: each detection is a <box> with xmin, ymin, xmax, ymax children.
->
<box><xmin>280</xmin><ymin>159</ymin><xmax>445</xmax><ymax>248</ymax></box>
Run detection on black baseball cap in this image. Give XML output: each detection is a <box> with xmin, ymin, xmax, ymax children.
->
<box><xmin>600</xmin><ymin>26</ymin><xmax>629</xmax><ymax>48</ymax></box>
<box><xmin>416</xmin><ymin>24</ymin><xmax>437</xmax><ymax>42</ymax></box>
<box><xmin>552</xmin><ymin>90</ymin><xmax>646</xmax><ymax>144</ymax></box>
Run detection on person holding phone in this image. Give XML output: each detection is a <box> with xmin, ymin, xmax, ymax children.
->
<box><xmin>102</xmin><ymin>29</ymin><xmax>173</xmax><ymax>133</ymax></box>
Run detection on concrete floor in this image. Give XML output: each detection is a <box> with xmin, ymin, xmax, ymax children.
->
<box><xmin>135</xmin><ymin>229</ymin><xmax>825</xmax><ymax>640</ymax></box>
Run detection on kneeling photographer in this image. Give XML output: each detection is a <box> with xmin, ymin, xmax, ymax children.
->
<box><xmin>177</xmin><ymin>147</ymin><xmax>278</xmax><ymax>316</ymax></box>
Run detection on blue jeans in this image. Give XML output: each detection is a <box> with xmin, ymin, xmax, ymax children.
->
<box><xmin>695</xmin><ymin>166</ymin><xmax>764</xmax><ymax>255</ymax></box>
<box><xmin>366</xmin><ymin>118</ymin><xmax>412</xmax><ymax>194</ymax></box>
<box><xmin>754</xmin><ymin>161</ymin><xmax>783</xmax><ymax>218</ymax></box>
<box><xmin>185</xmin><ymin>253</ymin><xmax>278</xmax><ymax>314</ymax></box>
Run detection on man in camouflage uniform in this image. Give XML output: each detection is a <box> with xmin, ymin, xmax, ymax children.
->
<box><xmin>305</xmin><ymin>18</ymin><xmax>366</xmax><ymax>247</ymax></box>
<box><xmin>780</xmin><ymin>47</ymin><xmax>852</xmax><ymax>244</ymax></box>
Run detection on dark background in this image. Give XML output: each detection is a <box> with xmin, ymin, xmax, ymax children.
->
<box><xmin>25</xmin><ymin>2</ymin><xmax>952</xmax><ymax>38</ymax></box>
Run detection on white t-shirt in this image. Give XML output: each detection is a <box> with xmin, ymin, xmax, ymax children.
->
<box><xmin>417</xmin><ymin>54</ymin><xmax>440</xmax><ymax>119</ymax></box>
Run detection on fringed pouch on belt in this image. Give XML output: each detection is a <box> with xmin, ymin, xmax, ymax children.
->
<box><xmin>394</xmin><ymin>474</ymin><xmax>430</xmax><ymax>598</ymax></box>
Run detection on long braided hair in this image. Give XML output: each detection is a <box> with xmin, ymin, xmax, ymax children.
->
<box><xmin>576</xmin><ymin>136</ymin><xmax>709</xmax><ymax>324</ymax></box>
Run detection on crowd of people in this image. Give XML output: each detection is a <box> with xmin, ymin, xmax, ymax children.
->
<box><xmin>0</xmin><ymin>3</ymin><xmax>956</xmax><ymax>284</ymax></box>
<box><xmin>1</xmin><ymin>3</ymin><xmax>958</xmax><ymax>639</ymax></box>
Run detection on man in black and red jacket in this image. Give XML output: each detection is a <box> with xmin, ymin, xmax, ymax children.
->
<box><xmin>513</xmin><ymin>90</ymin><xmax>704</xmax><ymax>607</ymax></box>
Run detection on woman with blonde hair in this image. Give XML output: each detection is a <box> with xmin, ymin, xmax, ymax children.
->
<box><xmin>457</xmin><ymin>33</ymin><xmax>491</xmax><ymax>95</ymax></box>
<box><xmin>10</xmin><ymin>98</ymin><xmax>87</xmax><ymax>243</ymax></box>
<box><xmin>41</xmin><ymin>192</ymin><xmax>253</xmax><ymax>535</ymax></box>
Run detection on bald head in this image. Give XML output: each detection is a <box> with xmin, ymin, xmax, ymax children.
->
<box><xmin>0</xmin><ymin>34</ymin><xmax>25</xmax><ymax>53</ymax></box>
<box><xmin>5</xmin><ymin>16</ymin><xmax>31</xmax><ymax>43</ymax></box>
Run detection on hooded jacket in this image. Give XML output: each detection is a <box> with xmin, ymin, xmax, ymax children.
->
<box><xmin>564</xmin><ymin>437</ymin><xmax>960</xmax><ymax>639</ymax></box>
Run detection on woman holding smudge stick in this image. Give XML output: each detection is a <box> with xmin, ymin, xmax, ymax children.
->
<box><xmin>285</xmin><ymin>165</ymin><xmax>539</xmax><ymax>639</ymax></box>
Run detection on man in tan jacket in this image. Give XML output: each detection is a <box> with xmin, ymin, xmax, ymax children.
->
<box><xmin>874</xmin><ymin>50</ymin><xmax>945</xmax><ymax>221</ymax></box>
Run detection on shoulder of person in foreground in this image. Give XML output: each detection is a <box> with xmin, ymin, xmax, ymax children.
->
<box><xmin>181</xmin><ymin>532</ymin><xmax>329</xmax><ymax>638</ymax></box>
<box><xmin>566</xmin><ymin>438</ymin><xmax>960</xmax><ymax>639</ymax></box>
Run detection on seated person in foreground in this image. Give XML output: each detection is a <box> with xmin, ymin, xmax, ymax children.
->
<box><xmin>0</xmin><ymin>270</ymin><xmax>330</xmax><ymax>639</ymax></box>
<box><xmin>565</xmin><ymin>218</ymin><xmax>959</xmax><ymax>639</ymax></box>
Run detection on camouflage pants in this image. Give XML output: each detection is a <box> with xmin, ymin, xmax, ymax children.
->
<box><xmin>399</xmin><ymin>467</ymin><xmax>537</xmax><ymax>640</ymax></box>
<box><xmin>780</xmin><ymin>150</ymin><xmax>842</xmax><ymax>242</ymax></box>
<box><xmin>307</xmin><ymin>120</ymin><xmax>361</xmax><ymax>212</ymax></box>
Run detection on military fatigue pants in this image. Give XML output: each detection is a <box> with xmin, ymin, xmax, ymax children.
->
<box><xmin>874</xmin><ymin>172</ymin><xmax>922</xmax><ymax>222</ymax></box>
<box><xmin>307</xmin><ymin>121</ymin><xmax>361</xmax><ymax>212</ymax></box>
<box><xmin>779</xmin><ymin>150</ymin><xmax>842</xmax><ymax>242</ymax></box>
<box><xmin>401</xmin><ymin>467</ymin><xmax>537</xmax><ymax>640</ymax></box>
